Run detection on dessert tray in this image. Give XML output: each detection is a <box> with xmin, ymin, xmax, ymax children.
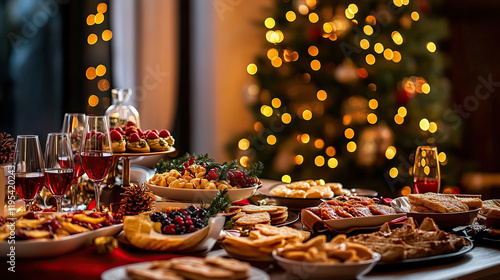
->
<box><xmin>101</xmin><ymin>261</ymin><xmax>270</xmax><ymax>280</ymax></box>
<box><xmin>0</xmin><ymin>223</ymin><xmax>122</xmax><ymax>258</ymax></box>
<box><xmin>146</xmin><ymin>183</ymin><xmax>260</xmax><ymax>203</ymax></box>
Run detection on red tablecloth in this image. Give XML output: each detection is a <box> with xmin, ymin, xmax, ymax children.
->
<box><xmin>1</xmin><ymin>245</ymin><xmax>185</xmax><ymax>280</ymax></box>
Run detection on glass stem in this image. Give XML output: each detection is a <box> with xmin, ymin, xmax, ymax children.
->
<box><xmin>25</xmin><ymin>200</ymin><xmax>32</xmax><ymax>212</ymax></box>
<box><xmin>56</xmin><ymin>196</ymin><xmax>63</xmax><ymax>212</ymax></box>
<box><xmin>94</xmin><ymin>180</ymin><xmax>102</xmax><ymax>212</ymax></box>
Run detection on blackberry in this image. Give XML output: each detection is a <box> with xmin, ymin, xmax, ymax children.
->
<box><xmin>150</xmin><ymin>212</ymin><xmax>167</xmax><ymax>223</ymax></box>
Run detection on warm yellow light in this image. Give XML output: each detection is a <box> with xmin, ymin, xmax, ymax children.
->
<box><xmin>368</xmin><ymin>83</ymin><xmax>377</xmax><ymax>91</ymax></box>
<box><xmin>86</xmin><ymin>67</ymin><xmax>97</xmax><ymax>80</ymax></box>
<box><xmin>367</xmin><ymin>113</ymin><xmax>378</xmax><ymax>124</ymax></box>
<box><xmin>366</xmin><ymin>54</ymin><xmax>376</xmax><ymax>65</ymax></box>
<box><xmin>374</xmin><ymin>43</ymin><xmax>384</xmax><ymax>54</ymax></box>
<box><xmin>360</xmin><ymin>39</ymin><xmax>370</xmax><ymax>50</ymax></box>
<box><xmin>301</xmin><ymin>134</ymin><xmax>310</xmax><ymax>144</ymax></box>
<box><xmin>347</xmin><ymin>141</ymin><xmax>357</xmax><ymax>152</ymax></box>
<box><xmin>326</xmin><ymin>146</ymin><xmax>336</xmax><ymax>157</ymax></box>
<box><xmin>420</xmin><ymin>118</ymin><xmax>430</xmax><ymax>131</ymax></box>
<box><xmin>398</xmin><ymin>106</ymin><xmax>407</xmax><ymax>117</ymax></box>
<box><xmin>267</xmin><ymin>48</ymin><xmax>279</xmax><ymax>60</ymax></box>
<box><xmin>348</xmin><ymin>4</ymin><xmax>358</xmax><ymax>14</ymax></box>
<box><xmin>393</xmin><ymin>0</ymin><xmax>403</xmax><ymax>7</ymax></box>
<box><xmin>88</xmin><ymin>95</ymin><xmax>99</xmax><ymax>107</ymax></box>
<box><xmin>317</xmin><ymin>90</ymin><xmax>327</xmax><ymax>101</ymax></box>
<box><xmin>239</xmin><ymin>156</ymin><xmax>249</xmax><ymax>167</ymax></box>
<box><xmin>438</xmin><ymin>152</ymin><xmax>447</xmax><ymax>163</ymax></box>
<box><xmin>271</xmin><ymin>98</ymin><xmax>281</xmax><ymax>108</ymax></box>
<box><xmin>401</xmin><ymin>186</ymin><xmax>412</xmax><ymax>196</ymax></box>
<box><xmin>254</xmin><ymin>122</ymin><xmax>263</xmax><ymax>131</ymax></box>
<box><xmin>247</xmin><ymin>63</ymin><xmax>257</xmax><ymax>75</ymax></box>
<box><xmin>422</xmin><ymin>83</ymin><xmax>431</xmax><ymax>94</ymax></box>
<box><xmin>97</xmin><ymin>3</ymin><xmax>107</xmax><ymax>13</ymax></box>
<box><xmin>402</xmin><ymin>0</ymin><xmax>410</xmax><ymax>5</ymax></box>
<box><xmin>345</xmin><ymin>9</ymin><xmax>355</xmax><ymax>19</ymax></box>
<box><xmin>393</xmin><ymin>51</ymin><xmax>402</xmax><ymax>63</ymax></box>
<box><xmin>310</xmin><ymin>60</ymin><xmax>321</xmax><ymax>71</ymax></box>
<box><xmin>389</xmin><ymin>167</ymin><xmax>399</xmax><ymax>178</ymax></box>
<box><xmin>306</xmin><ymin>0</ymin><xmax>317</xmax><ymax>7</ymax></box>
<box><xmin>87</xmin><ymin>15</ymin><xmax>95</xmax><ymax>26</ymax></box>
<box><xmin>328</xmin><ymin>158</ymin><xmax>338</xmax><ymax>168</ymax></box>
<box><xmin>394</xmin><ymin>114</ymin><xmax>404</xmax><ymax>125</ymax></box>
<box><xmin>261</xmin><ymin>105</ymin><xmax>273</xmax><ymax>117</ymax></box>
<box><xmin>383</xmin><ymin>49</ymin><xmax>394</xmax><ymax>60</ymax></box>
<box><xmin>391</xmin><ymin>31</ymin><xmax>403</xmax><ymax>45</ymax></box>
<box><xmin>286</xmin><ymin>11</ymin><xmax>296</xmax><ymax>22</ymax></box>
<box><xmin>308</xmin><ymin>46</ymin><xmax>319</xmax><ymax>56</ymax></box>
<box><xmin>315</xmin><ymin>155</ymin><xmax>325</xmax><ymax>167</ymax></box>
<box><xmin>323</xmin><ymin>22</ymin><xmax>333</xmax><ymax>33</ymax></box>
<box><xmin>272</xmin><ymin>57</ymin><xmax>283</xmax><ymax>68</ymax></box>
<box><xmin>427</xmin><ymin>42</ymin><xmax>437</xmax><ymax>53</ymax></box>
<box><xmin>309</xmin><ymin>13</ymin><xmax>319</xmax><ymax>23</ymax></box>
<box><xmin>314</xmin><ymin>139</ymin><xmax>324</xmax><ymax>149</ymax></box>
<box><xmin>363</xmin><ymin>25</ymin><xmax>373</xmax><ymax>36</ymax></box>
<box><xmin>344</xmin><ymin>128</ymin><xmax>355</xmax><ymax>139</ymax></box>
<box><xmin>282</xmin><ymin>175</ymin><xmax>291</xmax><ymax>183</ymax></box>
<box><xmin>298</xmin><ymin>4</ymin><xmax>309</xmax><ymax>15</ymax></box>
<box><xmin>369</xmin><ymin>99</ymin><xmax>378</xmax><ymax>109</ymax></box>
<box><xmin>96</xmin><ymin>65</ymin><xmax>106</xmax><ymax>76</ymax></box>
<box><xmin>238</xmin><ymin>138</ymin><xmax>250</xmax><ymax>150</ymax></box>
<box><xmin>429</xmin><ymin>122</ymin><xmax>438</xmax><ymax>133</ymax></box>
<box><xmin>295</xmin><ymin>155</ymin><xmax>304</xmax><ymax>165</ymax></box>
<box><xmin>264</xmin><ymin>17</ymin><xmax>275</xmax><ymax>29</ymax></box>
<box><xmin>282</xmin><ymin>113</ymin><xmax>292</xmax><ymax>124</ymax></box>
<box><xmin>267</xmin><ymin>135</ymin><xmax>277</xmax><ymax>145</ymax></box>
<box><xmin>424</xmin><ymin>165</ymin><xmax>430</xmax><ymax>175</ymax></box>
<box><xmin>302</xmin><ymin>110</ymin><xmax>313</xmax><ymax>120</ymax></box>
<box><xmin>102</xmin><ymin>30</ymin><xmax>113</xmax><ymax>41</ymax></box>
<box><xmin>343</xmin><ymin>114</ymin><xmax>352</xmax><ymax>125</ymax></box>
<box><xmin>385</xmin><ymin>146</ymin><xmax>397</xmax><ymax>159</ymax></box>
<box><xmin>97</xmin><ymin>79</ymin><xmax>110</xmax><ymax>91</ymax></box>
<box><xmin>411</xmin><ymin>11</ymin><xmax>420</xmax><ymax>21</ymax></box>
<box><xmin>266</xmin><ymin>30</ymin><xmax>284</xmax><ymax>44</ymax></box>
<box><xmin>87</xmin><ymin>33</ymin><xmax>98</xmax><ymax>45</ymax></box>
<box><xmin>95</xmin><ymin>13</ymin><xmax>104</xmax><ymax>24</ymax></box>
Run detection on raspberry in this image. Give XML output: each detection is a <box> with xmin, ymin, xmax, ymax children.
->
<box><xmin>206</xmin><ymin>168</ymin><xmax>219</xmax><ymax>181</ymax></box>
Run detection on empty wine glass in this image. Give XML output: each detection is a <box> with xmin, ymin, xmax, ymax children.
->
<box><xmin>44</xmin><ymin>133</ymin><xmax>74</xmax><ymax>212</ymax></box>
<box><xmin>80</xmin><ymin>116</ymin><xmax>114</xmax><ymax>211</ymax></box>
<box><xmin>413</xmin><ymin>146</ymin><xmax>440</xmax><ymax>193</ymax></box>
<box><xmin>13</xmin><ymin>135</ymin><xmax>45</xmax><ymax>211</ymax></box>
<box><xmin>62</xmin><ymin>113</ymin><xmax>86</xmax><ymax>208</ymax></box>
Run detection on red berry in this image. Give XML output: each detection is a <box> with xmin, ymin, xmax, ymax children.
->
<box><xmin>129</xmin><ymin>133</ymin><xmax>141</xmax><ymax>142</ymax></box>
<box><xmin>125</xmin><ymin>126</ymin><xmax>137</xmax><ymax>135</ymax></box>
<box><xmin>151</xmin><ymin>129</ymin><xmax>159</xmax><ymax>135</ymax></box>
<box><xmin>159</xmin><ymin>129</ymin><xmax>171</xmax><ymax>137</ymax></box>
<box><xmin>137</xmin><ymin>128</ymin><xmax>144</xmax><ymax>138</ymax></box>
<box><xmin>126</xmin><ymin>121</ymin><xmax>136</xmax><ymax>127</ymax></box>
<box><xmin>146</xmin><ymin>131</ymin><xmax>159</xmax><ymax>139</ymax></box>
<box><xmin>110</xmin><ymin>130</ymin><xmax>122</xmax><ymax>141</ymax></box>
<box><xmin>115</xmin><ymin>127</ymin><xmax>125</xmax><ymax>135</ymax></box>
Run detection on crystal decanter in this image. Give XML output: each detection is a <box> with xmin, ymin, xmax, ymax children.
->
<box><xmin>105</xmin><ymin>88</ymin><xmax>141</xmax><ymax>128</ymax></box>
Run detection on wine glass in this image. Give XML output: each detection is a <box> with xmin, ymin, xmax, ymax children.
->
<box><xmin>13</xmin><ymin>135</ymin><xmax>45</xmax><ymax>211</ymax></box>
<box><xmin>62</xmin><ymin>113</ymin><xmax>86</xmax><ymax>208</ymax></box>
<box><xmin>80</xmin><ymin>116</ymin><xmax>114</xmax><ymax>211</ymax></box>
<box><xmin>413</xmin><ymin>146</ymin><xmax>440</xmax><ymax>193</ymax></box>
<box><xmin>44</xmin><ymin>133</ymin><xmax>74</xmax><ymax>212</ymax></box>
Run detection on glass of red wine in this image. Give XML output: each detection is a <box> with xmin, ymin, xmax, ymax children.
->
<box><xmin>44</xmin><ymin>133</ymin><xmax>74</xmax><ymax>212</ymax></box>
<box><xmin>13</xmin><ymin>135</ymin><xmax>45</xmax><ymax>211</ymax></box>
<box><xmin>413</xmin><ymin>146</ymin><xmax>440</xmax><ymax>193</ymax></box>
<box><xmin>62</xmin><ymin>113</ymin><xmax>86</xmax><ymax>208</ymax></box>
<box><xmin>80</xmin><ymin>116</ymin><xmax>114</xmax><ymax>211</ymax></box>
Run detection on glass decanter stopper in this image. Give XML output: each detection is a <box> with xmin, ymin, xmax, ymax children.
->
<box><xmin>105</xmin><ymin>88</ymin><xmax>141</xmax><ymax>128</ymax></box>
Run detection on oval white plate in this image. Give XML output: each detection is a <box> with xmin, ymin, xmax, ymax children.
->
<box><xmin>101</xmin><ymin>260</ymin><xmax>270</xmax><ymax>280</ymax></box>
<box><xmin>146</xmin><ymin>182</ymin><xmax>259</xmax><ymax>203</ymax></box>
<box><xmin>273</xmin><ymin>249</ymin><xmax>380</xmax><ymax>280</ymax></box>
<box><xmin>0</xmin><ymin>223</ymin><xmax>122</xmax><ymax>258</ymax></box>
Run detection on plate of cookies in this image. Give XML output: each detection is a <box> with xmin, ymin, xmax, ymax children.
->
<box><xmin>259</xmin><ymin>180</ymin><xmax>351</xmax><ymax>210</ymax></box>
<box><xmin>101</xmin><ymin>256</ymin><xmax>270</xmax><ymax>280</ymax></box>
<box><xmin>226</xmin><ymin>205</ymin><xmax>299</xmax><ymax>231</ymax></box>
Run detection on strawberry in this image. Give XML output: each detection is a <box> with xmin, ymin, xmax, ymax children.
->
<box><xmin>126</xmin><ymin>121</ymin><xmax>136</xmax><ymax>127</ymax></box>
<box><xmin>115</xmin><ymin>127</ymin><xmax>125</xmax><ymax>135</ymax></box>
<box><xmin>137</xmin><ymin>128</ymin><xmax>144</xmax><ymax>138</ymax></box>
<box><xmin>146</xmin><ymin>131</ymin><xmax>159</xmax><ymax>139</ymax></box>
<box><xmin>129</xmin><ymin>133</ymin><xmax>141</xmax><ymax>142</ymax></box>
<box><xmin>159</xmin><ymin>129</ymin><xmax>171</xmax><ymax>137</ymax></box>
<box><xmin>150</xmin><ymin>129</ymin><xmax>159</xmax><ymax>135</ymax></box>
<box><xmin>110</xmin><ymin>130</ymin><xmax>123</xmax><ymax>141</ymax></box>
<box><xmin>125</xmin><ymin>126</ymin><xmax>137</xmax><ymax>135</ymax></box>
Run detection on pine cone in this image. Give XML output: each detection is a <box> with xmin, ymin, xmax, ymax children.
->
<box><xmin>119</xmin><ymin>183</ymin><xmax>155</xmax><ymax>216</ymax></box>
<box><xmin>0</xmin><ymin>132</ymin><xmax>15</xmax><ymax>164</ymax></box>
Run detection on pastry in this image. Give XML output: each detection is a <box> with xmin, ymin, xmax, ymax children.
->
<box><xmin>110</xmin><ymin>130</ymin><xmax>126</xmax><ymax>153</ymax></box>
<box><xmin>159</xmin><ymin>129</ymin><xmax>175</xmax><ymax>147</ymax></box>
<box><xmin>126</xmin><ymin>133</ymin><xmax>150</xmax><ymax>153</ymax></box>
<box><xmin>146</xmin><ymin>131</ymin><xmax>171</xmax><ymax>152</ymax></box>
<box><xmin>407</xmin><ymin>193</ymin><xmax>469</xmax><ymax>213</ymax></box>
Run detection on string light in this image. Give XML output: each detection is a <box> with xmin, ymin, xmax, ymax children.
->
<box><xmin>264</xmin><ymin>17</ymin><xmax>276</xmax><ymax>29</ymax></box>
<box><xmin>302</xmin><ymin>110</ymin><xmax>313</xmax><ymax>120</ymax></box>
<box><xmin>360</xmin><ymin>39</ymin><xmax>370</xmax><ymax>50</ymax></box>
<box><xmin>88</xmin><ymin>95</ymin><xmax>99</xmax><ymax>107</ymax></box>
<box><xmin>272</xmin><ymin>57</ymin><xmax>283</xmax><ymax>67</ymax></box>
<box><xmin>281</xmin><ymin>113</ymin><xmax>292</xmax><ymax>124</ymax></box>
<box><xmin>393</xmin><ymin>51</ymin><xmax>402</xmax><ymax>63</ymax></box>
<box><xmin>344</xmin><ymin>128</ymin><xmax>355</xmax><ymax>139</ymax></box>
<box><xmin>271</xmin><ymin>98</ymin><xmax>281</xmax><ymax>108</ymax></box>
<box><xmin>422</xmin><ymin>83</ymin><xmax>431</xmax><ymax>94</ymax></box>
<box><xmin>391</xmin><ymin>31</ymin><xmax>403</xmax><ymax>45</ymax></box>
<box><xmin>328</xmin><ymin>158</ymin><xmax>338</xmax><ymax>168</ymax></box>
<box><xmin>308</xmin><ymin>46</ymin><xmax>319</xmax><ymax>56</ymax></box>
<box><xmin>426</xmin><ymin>42</ymin><xmax>437</xmax><ymax>52</ymax></box>
<box><xmin>438</xmin><ymin>152</ymin><xmax>447</xmax><ymax>162</ymax></box>
<box><xmin>238</xmin><ymin>138</ymin><xmax>250</xmax><ymax>150</ymax></box>
<box><xmin>363</xmin><ymin>25</ymin><xmax>374</xmax><ymax>36</ymax></box>
<box><xmin>282</xmin><ymin>175</ymin><xmax>291</xmax><ymax>183</ymax></box>
<box><xmin>87</xmin><ymin>34</ymin><xmax>98</xmax><ymax>45</ymax></box>
<box><xmin>326</xmin><ymin>146</ymin><xmax>336</xmax><ymax>157</ymax></box>
<box><xmin>366</xmin><ymin>54</ymin><xmax>375</xmax><ymax>65</ymax></box>
<box><xmin>398</xmin><ymin>106</ymin><xmax>407</xmax><ymax>117</ymax></box>
<box><xmin>86</xmin><ymin>67</ymin><xmax>97</xmax><ymax>80</ymax></box>
<box><xmin>295</xmin><ymin>155</ymin><xmax>304</xmax><ymax>165</ymax></box>
<box><xmin>95</xmin><ymin>13</ymin><xmax>104</xmax><ymax>24</ymax></box>
<box><xmin>96</xmin><ymin>65</ymin><xmax>106</xmax><ymax>76</ymax></box>
<box><xmin>309</xmin><ymin>13</ymin><xmax>319</xmax><ymax>23</ymax></box>
<box><xmin>261</xmin><ymin>105</ymin><xmax>273</xmax><ymax>117</ymax></box>
<box><xmin>239</xmin><ymin>156</ymin><xmax>249</xmax><ymax>167</ymax></box>
<box><xmin>267</xmin><ymin>48</ymin><xmax>279</xmax><ymax>60</ymax></box>
<box><xmin>315</xmin><ymin>155</ymin><xmax>325</xmax><ymax>167</ymax></box>
<box><xmin>385</xmin><ymin>146</ymin><xmax>397</xmax><ymax>159</ymax></box>
<box><xmin>310</xmin><ymin>60</ymin><xmax>321</xmax><ymax>71</ymax></box>
<box><xmin>314</xmin><ymin>139</ymin><xmax>325</xmax><ymax>149</ymax></box>
<box><xmin>247</xmin><ymin>63</ymin><xmax>257</xmax><ymax>75</ymax></box>
<box><xmin>267</xmin><ymin>135</ymin><xmax>277</xmax><ymax>145</ymax></box>
<box><xmin>389</xmin><ymin>167</ymin><xmax>399</xmax><ymax>178</ymax></box>
<box><xmin>429</xmin><ymin>122</ymin><xmax>438</xmax><ymax>133</ymax></box>
<box><xmin>102</xmin><ymin>30</ymin><xmax>113</xmax><ymax>41</ymax></box>
<box><xmin>347</xmin><ymin>141</ymin><xmax>357</xmax><ymax>152</ymax></box>
<box><xmin>301</xmin><ymin>134</ymin><xmax>311</xmax><ymax>143</ymax></box>
<box><xmin>286</xmin><ymin>11</ymin><xmax>296</xmax><ymax>22</ymax></box>
<box><xmin>411</xmin><ymin>11</ymin><xmax>420</xmax><ymax>21</ymax></box>
<box><xmin>401</xmin><ymin>186</ymin><xmax>411</xmax><ymax>196</ymax></box>
<box><xmin>374</xmin><ymin>43</ymin><xmax>384</xmax><ymax>54</ymax></box>
<box><xmin>419</xmin><ymin>118</ymin><xmax>430</xmax><ymax>131</ymax></box>
<box><xmin>317</xmin><ymin>90</ymin><xmax>327</xmax><ymax>101</ymax></box>
<box><xmin>369</xmin><ymin>99</ymin><xmax>378</xmax><ymax>109</ymax></box>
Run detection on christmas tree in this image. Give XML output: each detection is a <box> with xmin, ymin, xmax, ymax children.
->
<box><xmin>230</xmin><ymin>0</ymin><xmax>459</xmax><ymax>196</ymax></box>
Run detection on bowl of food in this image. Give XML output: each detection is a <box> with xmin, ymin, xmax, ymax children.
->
<box><xmin>272</xmin><ymin>234</ymin><xmax>380</xmax><ymax>280</ymax></box>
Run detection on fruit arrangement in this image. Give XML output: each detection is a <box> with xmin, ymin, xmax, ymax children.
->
<box><xmin>152</xmin><ymin>153</ymin><xmax>263</xmax><ymax>189</ymax></box>
<box><xmin>150</xmin><ymin>205</ymin><xmax>208</xmax><ymax>235</ymax></box>
<box><xmin>0</xmin><ymin>211</ymin><xmax>121</xmax><ymax>241</ymax></box>
<box><xmin>109</xmin><ymin>121</ymin><xmax>174</xmax><ymax>153</ymax></box>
